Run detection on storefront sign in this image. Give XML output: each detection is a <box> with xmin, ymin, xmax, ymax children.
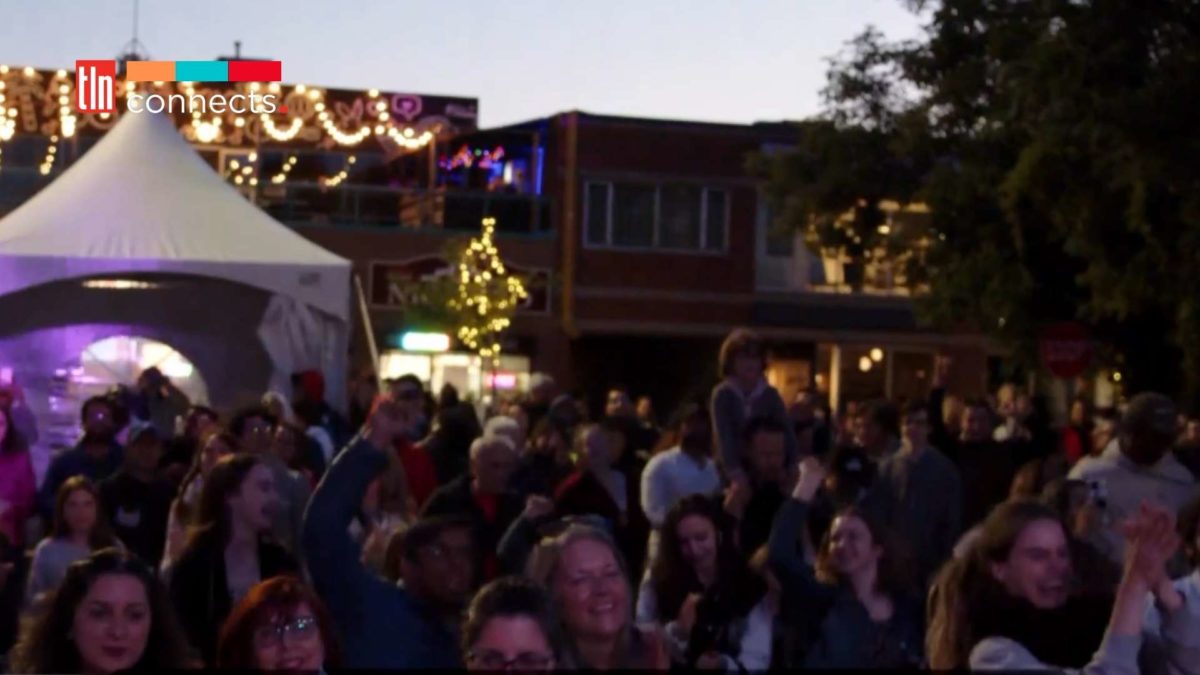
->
<box><xmin>369</xmin><ymin>256</ymin><xmax>551</xmax><ymax>315</ymax></box>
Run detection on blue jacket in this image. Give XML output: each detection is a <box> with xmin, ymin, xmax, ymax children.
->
<box><xmin>303</xmin><ymin>437</ymin><xmax>462</xmax><ymax>669</ymax></box>
<box><xmin>768</xmin><ymin>497</ymin><xmax>924</xmax><ymax>669</ymax></box>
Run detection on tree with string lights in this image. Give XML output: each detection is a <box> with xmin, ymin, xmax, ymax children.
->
<box><xmin>447</xmin><ymin>216</ymin><xmax>528</xmax><ymax>367</ymax></box>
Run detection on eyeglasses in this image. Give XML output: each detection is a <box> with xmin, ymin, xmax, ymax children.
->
<box><xmin>252</xmin><ymin>616</ymin><xmax>319</xmax><ymax>648</ymax></box>
<box><xmin>467</xmin><ymin>649</ymin><xmax>555</xmax><ymax>671</ymax></box>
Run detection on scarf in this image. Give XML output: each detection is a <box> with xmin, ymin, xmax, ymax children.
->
<box><xmin>972</xmin><ymin>588</ymin><xmax>1112</xmax><ymax>668</ymax></box>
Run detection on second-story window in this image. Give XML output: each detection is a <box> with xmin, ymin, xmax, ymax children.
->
<box><xmin>584</xmin><ymin>181</ymin><xmax>728</xmax><ymax>253</ymax></box>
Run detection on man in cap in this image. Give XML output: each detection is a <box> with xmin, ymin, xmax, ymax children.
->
<box><xmin>98</xmin><ymin>421</ymin><xmax>174</xmax><ymax>568</ymax></box>
<box><xmin>1069</xmin><ymin>392</ymin><xmax>1199</xmax><ymax>572</ymax></box>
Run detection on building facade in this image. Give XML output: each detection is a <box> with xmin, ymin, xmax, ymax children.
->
<box><xmin>0</xmin><ymin>63</ymin><xmax>992</xmax><ymax>414</ymax></box>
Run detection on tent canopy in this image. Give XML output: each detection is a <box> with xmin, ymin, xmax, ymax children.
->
<box><xmin>0</xmin><ymin>111</ymin><xmax>351</xmax><ymax>319</ymax></box>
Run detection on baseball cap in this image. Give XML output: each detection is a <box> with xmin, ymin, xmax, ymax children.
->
<box><xmin>126</xmin><ymin>420</ymin><xmax>160</xmax><ymax>444</ymax></box>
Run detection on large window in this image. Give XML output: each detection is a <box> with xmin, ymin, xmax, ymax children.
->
<box><xmin>584</xmin><ymin>181</ymin><xmax>729</xmax><ymax>253</ymax></box>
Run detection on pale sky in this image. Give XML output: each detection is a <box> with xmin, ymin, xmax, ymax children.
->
<box><xmin>1</xmin><ymin>0</ymin><xmax>923</xmax><ymax>127</ymax></box>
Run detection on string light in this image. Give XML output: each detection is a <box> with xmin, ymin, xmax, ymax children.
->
<box><xmin>260</xmin><ymin>114</ymin><xmax>303</xmax><ymax>142</ymax></box>
<box><xmin>193</xmin><ymin>116</ymin><xmax>222</xmax><ymax>144</ymax></box>
<box><xmin>271</xmin><ymin>154</ymin><xmax>298</xmax><ymax>184</ymax></box>
<box><xmin>0</xmin><ymin>80</ymin><xmax>14</xmax><ymax>143</ymax></box>
<box><xmin>448</xmin><ymin>216</ymin><xmax>528</xmax><ymax>365</ymax></box>
<box><xmin>0</xmin><ymin>65</ymin><xmax>445</xmax><ymax>161</ymax></box>
<box><xmin>386</xmin><ymin>126</ymin><xmax>435</xmax><ymax>150</ymax></box>
<box><xmin>39</xmin><ymin>135</ymin><xmax>58</xmax><ymax>175</ymax></box>
<box><xmin>321</xmin><ymin>154</ymin><xmax>356</xmax><ymax>188</ymax></box>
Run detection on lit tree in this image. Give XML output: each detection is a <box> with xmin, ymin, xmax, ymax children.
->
<box><xmin>448</xmin><ymin>216</ymin><xmax>528</xmax><ymax>366</ymax></box>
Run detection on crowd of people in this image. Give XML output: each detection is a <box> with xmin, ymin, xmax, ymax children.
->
<box><xmin>0</xmin><ymin>328</ymin><xmax>1199</xmax><ymax>672</ymax></box>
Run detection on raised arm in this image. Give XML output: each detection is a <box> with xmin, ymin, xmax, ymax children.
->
<box><xmin>303</xmin><ymin>396</ymin><xmax>408</xmax><ymax>635</ymax></box>
<box><xmin>972</xmin><ymin>502</ymin><xmax>1178</xmax><ymax>675</ymax></box>
<box><xmin>767</xmin><ymin>457</ymin><xmax>836</xmax><ymax>606</ymax></box>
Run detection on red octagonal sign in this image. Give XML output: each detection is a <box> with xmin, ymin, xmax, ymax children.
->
<box><xmin>1039</xmin><ymin>322</ymin><xmax>1093</xmax><ymax>379</ymax></box>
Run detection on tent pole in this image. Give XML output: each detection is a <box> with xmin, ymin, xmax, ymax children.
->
<box><xmin>353</xmin><ymin>274</ymin><xmax>383</xmax><ymax>391</ymax></box>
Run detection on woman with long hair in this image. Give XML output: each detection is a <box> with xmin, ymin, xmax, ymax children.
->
<box><xmin>768</xmin><ymin>457</ymin><xmax>923</xmax><ymax>668</ymax></box>
<box><xmin>527</xmin><ymin>524</ymin><xmax>668</xmax><ymax>670</ymax></box>
<box><xmin>216</xmin><ymin>575</ymin><xmax>340</xmax><ymax>671</ymax></box>
<box><xmin>160</xmin><ymin>429</ymin><xmax>237</xmax><ymax>572</ymax></box>
<box><xmin>168</xmin><ymin>453</ymin><xmax>299</xmax><ymax>666</ymax></box>
<box><xmin>9</xmin><ymin>548</ymin><xmax>193</xmax><ymax>673</ymax></box>
<box><xmin>25</xmin><ymin>476</ymin><xmax>121</xmax><ymax>607</ymax></box>
<box><xmin>462</xmin><ymin>576</ymin><xmax>565</xmax><ymax>672</ymax></box>
<box><xmin>637</xmin><ymin>494</ymin><xmax>772</xmax><ymax>670</ymax></box>
<box><xmin>0</xmin><ymin>404</ymin><xmax>35</xmax><ymax>652</ymax></box>
<box><xmin>0</xmin><ymin>405</ymin><xmax>34</xmax><ymax>549</ymax></box>
<box><xmin>927</xmin><ymin>498</ymin><xmax>1185</xmax><ymax>671</ymax></box>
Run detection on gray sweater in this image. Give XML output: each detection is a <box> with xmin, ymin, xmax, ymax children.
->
<box><xmin>711</xmin><ymin>379</ymin><xmax>799</xmax><ymax>476</ymax></box>
<box><xmin>862</xmin><ymin>445</ymin><xmax>963</xmax><ymax>588</ymax></box>
<box><xmin>25</xmin><ymin>538</ymin><xmax>90</xmax><ymax>605</ymax></box>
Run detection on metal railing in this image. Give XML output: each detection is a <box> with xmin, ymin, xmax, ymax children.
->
<box><xmin>257</xmin><ymin>182</ymin><xmax>552</xmax><ymax>235</ymax></box>
<box><xmin>0</xmin><ymin>168</ymin><xmax>552</xmax><ymax>235</ymax></box>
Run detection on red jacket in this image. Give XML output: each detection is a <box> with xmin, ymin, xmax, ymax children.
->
<box><xmin>395</xmin><ymin>438</ymin><xmax>439</xmax><ymax>509</ymax></box>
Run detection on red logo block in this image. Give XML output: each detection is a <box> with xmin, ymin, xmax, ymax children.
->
<box><xmin>76</xmin><ymin>60</ymin><xmax>116</xmax><ymax>113</ymax></box>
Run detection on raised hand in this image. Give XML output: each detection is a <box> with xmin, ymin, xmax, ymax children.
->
<box><xmin>676</xmin><ymin>592</ymin><xmax>702</xmax><ymax>636</ymax></box>
<box><xmin>364</xmin><ymin>394</ymin><xmax>413</xmax><ymax>451</ymax></box>
<box><xmin>1120</xmin><ymin>502</ymin><xmax>1180</xmax><ymax>589</ymax></box>
<box><xmin>523</xmin><ymin>494</ymin><xmax>555</xmax><ymax>520</ymax></box>
<box><xmin>723</xmin><ymin>478</ymin><xmax>752</xmax><ymax>519</ymax></box>
<box><xmin>792</xmin><ymin>455</ymin><xmax>826</xmax><ymax>503</ymax></box>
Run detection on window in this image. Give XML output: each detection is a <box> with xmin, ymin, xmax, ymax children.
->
<box><xmin>584</xmin><ymin>181</ymin><xmax>728</xmax><ymax>253</ymax></box>
<box><xmin>611</xmin><ymin>184</ymin><xmax>655</xmax><ymax>247</ymax></box>
<box><xmin>585</xmin><ymin>183</ymin><xmax>609</xmax><ymax>245</ymax></box>
<box><xmin>660</xmin><ymin>185</ymin><xmax>702</xmax><ymax>249</ymax></box>
<box><xmin>705</xmin><ymin>189</ymin><xmax>728</xmax><ymax>252</ymax></box>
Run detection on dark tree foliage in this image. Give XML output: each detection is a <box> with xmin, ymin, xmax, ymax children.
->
<box><xmin>758</xmin><ymin>0</ymin><xmax>1200</xmax><ymax>405</ymax></box>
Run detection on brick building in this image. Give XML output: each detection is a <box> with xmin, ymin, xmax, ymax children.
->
<box><xmin>0</xmin><ymin>63</ymin><xmax>993</xmax><ymax>416</ymax></box>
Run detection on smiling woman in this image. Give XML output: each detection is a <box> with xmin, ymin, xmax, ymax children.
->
<box><xmin>217</xmin><ymin>575</ymin><xmax>339</xmax><ymax>671</ymax></box>
<box><xmin>167</xmin><ymin>454</ymin><xmax>299</xmax><ymax>667</ymax></box>
<box><xmin>9</xmin><ymin>548</ymin><xmax>193</xmax><ymax>674</ymax></box>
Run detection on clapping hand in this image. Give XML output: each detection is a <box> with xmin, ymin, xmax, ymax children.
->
<box><xmin>1120</xmin><ymin>502</ymin><xmax>1180</xmax><ymax>591</ymax></box>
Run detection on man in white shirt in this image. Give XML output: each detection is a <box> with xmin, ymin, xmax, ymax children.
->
<box><xmin>641</xmin><ymin>401</ymin><xmax>721</xmax><ymax>564</ymax></box>
<box><xmin>1070</xmin><ymin>392</ymin><xmax>1199</xmax><ymax>573</ymax></box>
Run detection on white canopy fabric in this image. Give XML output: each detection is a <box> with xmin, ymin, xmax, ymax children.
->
<box><xmin>0</xmin><ymin>110</ymin><xmax>353</xmax><ymax>412</ymax></box>
<box><xmin>0</xmin><ymin>110</ymin><xmax>351</xmax><ymax>319</ymax></box>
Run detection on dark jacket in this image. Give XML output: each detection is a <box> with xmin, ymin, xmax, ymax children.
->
<box><xmin>509</xmin><ymin>453</ymin><xmax>572</xmax><ymax>500</ymax></box>
<box><xmin>167</xmin><ymin>528</ymin><xmax>298</xmax><ymax>666</ymax></box>
<box><xmin>38</xmin><ymin>441</ymin><xmax>123</xmax><ymax>520</ymax></box>
<box><xmin>768</xmin><ymin>498</ymin><xmax>924</xmax><ymax>669</ymax></box>
<box><xmin>97</xmin><ymin>470</ymin><xmax>173</xmax><ymax>568</ymax></box>
<box><xmin>304</xmin><ymin>437</ymin><xmax>462</xmax><ymax>669</ymax></box>
<box><xmin>861</xmin><ymin>446</ymin><xmax>963</xmax><ymax>589</ymax></box>
<box><xmin>421</xmin><ymin>474</ymin><xmax>523</xmax><ymax>583</ymax></box>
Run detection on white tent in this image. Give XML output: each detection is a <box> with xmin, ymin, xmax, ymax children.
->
<box><xmin>0</xmin><ymin>111</ymin><xmax>352</xmax><ymax>455</ymax></box>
